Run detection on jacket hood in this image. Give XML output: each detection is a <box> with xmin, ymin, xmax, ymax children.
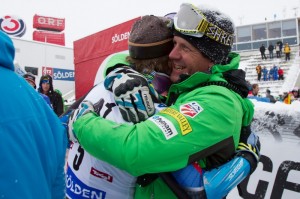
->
<box><xmin>0</xmin><ymin>31</ymin><xmax>15</xmax><ymax>71</ymax></box>
<box><xmin>104</xmin><ymin>53</ymin><xmax>129</xmax><ymax>77</ymax></box>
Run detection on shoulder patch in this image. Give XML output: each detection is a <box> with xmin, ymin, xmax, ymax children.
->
<box><xmin>180</xmin><ymin>102</ymin><xmax>203</xmax><ymax>118</ymax></box>
<box><xmin>149</xmin><ymin>115</ymin><xmax>178</xmax><ymax>140</ymax></box>
<box><xmin>160</xmin><ymin>108</ymin><xmax>192</xmax><ymax>135</ymax></box>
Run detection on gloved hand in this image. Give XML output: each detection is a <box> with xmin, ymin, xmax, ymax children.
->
<box><xmin>67</xmin><ymin>100</ymin><xmax>95</xmax><ymax>142</ymax></box>
<box><xmin>104</xmin><ymin>66</ymin><xmax>160</xmax><ymax>123</ymax></box>
<box><xmin>236</xmin><ymin>125</ymin><xmax>261</xmax><ymax>174</ymax></box>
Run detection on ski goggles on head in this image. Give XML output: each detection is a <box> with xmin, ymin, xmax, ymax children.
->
<box><xmin>144</xmin><ymin>71</ymin><xmax>172</xmax><ymax>96</ymax></box>
<box><xmin>174</xmin><ymin>3</ymin><xmax>234</xmax><ymax>46</ymax></box>
<box><xmin>42</xmin><ymin>79</ymin><xmax>50</xmax><ymax>84</ymax></box>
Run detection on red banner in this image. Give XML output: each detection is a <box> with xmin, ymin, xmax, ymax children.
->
<box><xmin>33</xmin><ymin>14</ymin><xmax>65</xmax><ymax>32</ymax></box>
<box><xmin>73</xmin><ymin>17</ymin><xmax>140</xmax><ymax>99</ymax></box>
<box><xmin>33</xmin><ymin>31</ymin><xmax>65</xmax><ymax>46</ymax></box>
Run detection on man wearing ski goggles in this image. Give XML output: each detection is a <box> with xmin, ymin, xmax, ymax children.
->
<box><xmin>174</xmin><ymin>3</ymin><xmax>234</xmax><ymax>46</ymax></box>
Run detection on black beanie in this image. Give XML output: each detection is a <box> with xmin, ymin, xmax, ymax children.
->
<box><xmin>128</xmin><ymin>15</ymin><xmax>174</xmax><ymax>59</ymax></box>
<box><xmin>174</xmin><ymin>6</ymin><xmax>235</xmax><ymax>64</ymax></box>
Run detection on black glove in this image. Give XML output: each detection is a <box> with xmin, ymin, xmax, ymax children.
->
<box><xmin>236</xmin><ymin>125</ymin><xmax>261</xmax><ymax>174</ymax></box>
<box><xmin>104</xmin><ymin>66</ymin><xmax>160</xmax><ymax>123</ymax></box>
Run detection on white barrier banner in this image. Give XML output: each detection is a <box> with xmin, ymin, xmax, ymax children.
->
<box><xmin>228</xmin><ymin>100</ymin><xmax>300</xmax><ymax>199</ymax></box>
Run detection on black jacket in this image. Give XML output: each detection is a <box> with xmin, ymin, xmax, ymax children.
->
<box><xmin>38</xmin><ymin>74</ymin><xmax>64</xmax><ymax>116</ymax></box>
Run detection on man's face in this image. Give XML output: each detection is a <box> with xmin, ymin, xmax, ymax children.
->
<box><xmin>168</xmin><ymin>36</ymin><xmax>213</xmax><ymax>83</ymax></box>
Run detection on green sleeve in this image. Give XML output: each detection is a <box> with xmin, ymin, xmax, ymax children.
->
<box><xmin>74</xmin><ymin>86</ymin><xmax>243</xmax><ymax>176</ymax></box>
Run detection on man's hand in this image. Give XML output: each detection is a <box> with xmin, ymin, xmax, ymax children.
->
<box><xmin>67</xmin><ymin>100</ymin><xmax>95</xmax><ymax>142</ymax></box>
<box><xmin>104</xmin><ymin>66</ymin><xmax>160</xmax><ymax>123</ymax></box>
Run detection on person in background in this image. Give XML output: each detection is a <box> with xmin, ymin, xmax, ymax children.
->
<box><xmin>278</xmin><ymin>67</ymin><xmax>284</xmax><ymax>80</ymax></box>
<box><xmin>262</xmin><ymin>66</ymin><xmax>268</xmax><ymax>81</ymax></box>
<box><xmin>23</xmin><ymin>72</ymin><xmax>36</xmax><ymax>88</ymax></box>
<box><xmin>277</xmin><ymin>40</ymin><xmax>283</xmax><ymax>57</ymax></box>
<box><xmin>260</xmin><ymin>44</ymin><xmax>267</xmax><ymax>60</ymax></box>
<box><xmin>38</xmin><ymin>74</ymin><xmax>64</xmax><ymax>116</ymax></box>
<box><xmin>69</xmin><ymin>3</ymin><xmax>259</xmax><ymax>199</ymax></box>
<box><xmin>0</xmin><ymin>30</ymin><xmax>67</xmax><ymax>199</ymax></box>
<box><xmin>291</xmin><ymin>87</ymin><xmax>299</xmax><ymax>101</ymax></box>
<box><xmin>268</xmin><ymin>66</ymin><xmax>274</xmax><ymax>81</ymax></box>
<box><xmin>283</xmin><ymin>91</ymin><xmax>292</xmax><ymax>104</ymax></box>
<box><xmin>283</xmin><ymin>42</ymin><xmax>291</xmax><ymax>61</ymax></box>
<box><xmin>268</xmin><ymin>43</ymin><xmax>274</xmax><ymax>59</ymax></box>
<box><xmin>272</xmin><ymin>64</ymin><xmax>278</xmax><ymax>81</ymax></box>
<box><xmin>252</xmin><ymin>83</ymin><xmax>260</xmax><ymax>97</ymax></box>
<box><xmin>256</xmin><ymin>64</ymin><xmax>262</xmax><ymax>81</ymax></box>
<box><xmin>23</xmin><ymin>72</ymin><xmax>52</xmax><ymax>107</ymax></box>
<box><xmin>55</xmin><ymin>88</ymin><xmax>67</xmax><ymax>112</ymax></box>
<box><xmin>266</xmin><ymin>89</ymin><xmax>276</xmax><ymax>103</ymax></box>
<box><xmin>275</xmin><ymin>43</ymin><xmax>281</xmax><ymax>58</ymax></box>
<box><xmin>248</xmin><ymin>84</ymin><xmax>270</xmax><ymax>102</ymax></box>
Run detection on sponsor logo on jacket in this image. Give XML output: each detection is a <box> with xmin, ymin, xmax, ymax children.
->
<box><xmin>160</xmin><ymin>108</ymin><xmax>192</xmax><ymax>135</ymax></box>
<box><xmin>149</xmin><ymin>115</ymin><xmax>178</xmax><ymax>140</ymax></box>
<box><xmin>180</xmin><ymin>102</ymin><xmax>203</xmax><ymax>118</ymax></box>
<box><xmin>66</xmin><ymin>167</ymin><xmax>106</xmax><ymax>199</ymax></box>
<box><xmin>90</xmin><ymin>167</ymin><xmax>113</xmax><ymax>183</ymax></box>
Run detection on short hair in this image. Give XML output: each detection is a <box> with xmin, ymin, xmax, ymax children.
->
<box><xmin>252</xmin><ymin>83</ymin><xmax>259</xmax><ymax>89</ymax></box>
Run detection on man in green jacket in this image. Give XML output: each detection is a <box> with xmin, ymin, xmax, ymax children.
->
<box><xmin>71</xmin><ymin>3</ymin><xmax>256</xmax><ymax>198</ymax></box>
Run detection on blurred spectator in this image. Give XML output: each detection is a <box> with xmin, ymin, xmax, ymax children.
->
<box><xmin>0</xmin><ymin>30</ymin><xmax>67</xmax><ymax>199</ymax></box>
<box><xmin>268</xmin><ymin>67</ymin><xmax>274</xmax><ymax>81</ymax></box>
<box><xmin>260</xmin><ymin>44</ymin><xmax>267</xmax><ymax>60</ymax></box>
<box><xmin>272</xmin><ymin>65</ymin><xmax>278</xmax><ymax>80</ymax></box>
<box><xmin>277</xmin><ymin>40</ymin><xmax>283</xmax><ymax>57</ymax></box>
<box><xmin>278</xmin><ymin>67</ymin><xmax>284</xmax><ymax>80</ymax></box>
<box><xmin>256</xmin><ymin>64</ymin><xmax>262</xmax><ymax>81</ymax></box>
<box><xmin>23</xmin><ymin>72</ymin><xmax>36</xmax><ymax>88</ymax></box>
<box><xmin>291</xmin><ymin>87</ymin><xmax>299</xmax><ymax>101</ymax></box>
<box><xmin>252</xmin><ymin>83</ymin><xmax>260</xmax><ymax>96</ymax></box>
<box><xmin>248</xmin><ymin>84</ymin><xmax>270</xmax><ymax>102</ymax></box>
<box><xmin>262</xmin><ymin>66</ymin><xmax>268</xmax><ymax>81</ymax></box>
<box><xmin>278</xmin><ymin>94</ymin><xmax>284</xmax><ymax>102</ymax></box>
<box><xmin>266</xmin><ymin>89</ymin><xmax>276</xmax><ymax>103</ymax></box>
<box><xmin>38</xmin><ymin>74</ymin><xmax>64</xmax><ymax>116</ymax></box>
<box><xmin>275</xmin><ymin>44</ymin><xmax>281</xmax><ymax>58</ymax></box>
<box><xmin>283</xmin><ymin>92</ymin><xmax>292</xmax><ymax>104</ymax></box>
<box><xmin>268</xmin><ymin>43</ymin><xmax>274</xmax><ymax>59</ymax></box>
<box><xmin>283</xmin><ymin>42</ymin><xmax>291</xmax><ymax>61</ymax></box>
<box><xmin>54</xmin><ymin>88</ymin><xmax>67</xmax><ymax>112</ymax></box>
<box><xmin>23</xmin><ymin>72</ymin><xmax>52</xmax><ymax>107</ymax></box>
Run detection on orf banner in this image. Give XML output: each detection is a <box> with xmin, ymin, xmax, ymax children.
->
<box><xmin>228</xmin><ymin>100</ymin><xmax>300</xmax><ymax>199</ymax></box>
<box><xmin>73</xmin><ymin>17</ymin><xmax>140</xmax><ymax>100</ymax></box>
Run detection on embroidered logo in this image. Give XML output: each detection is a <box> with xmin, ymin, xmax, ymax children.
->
<box><xmin>180</xmin><ymin>102</ymin><xmax>203</xmax><ymax>118</ymax></box>
<box><xmin>149</xmin><ymin>115</ymin><xmax>178</xmax><ymax>140</ymax></box>
<box><xmin>160</xmin><ymin>108</ymin><xmax>192</xmax><ymax>135</ymax></box>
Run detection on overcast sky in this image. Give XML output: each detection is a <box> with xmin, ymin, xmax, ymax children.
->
<box><xmin>1</xmin><ymin>0</ymin><xmax>300</xmax><ymax>47</ymax></box>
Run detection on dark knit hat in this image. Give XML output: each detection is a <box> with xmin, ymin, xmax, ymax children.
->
<box><xmin>23</xmin><ymin>72</ymin><xmax>36</xmax><ymax>89</ymax></box>
<box><xmin>128</xmin><ymin>15</ymin><xmax>173</xmax><ymax>59</ymax></box>
<box><xmin>174</xmin><ymin>4</ymin><xmax>235</xmax><ymax>64</ymax></box>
